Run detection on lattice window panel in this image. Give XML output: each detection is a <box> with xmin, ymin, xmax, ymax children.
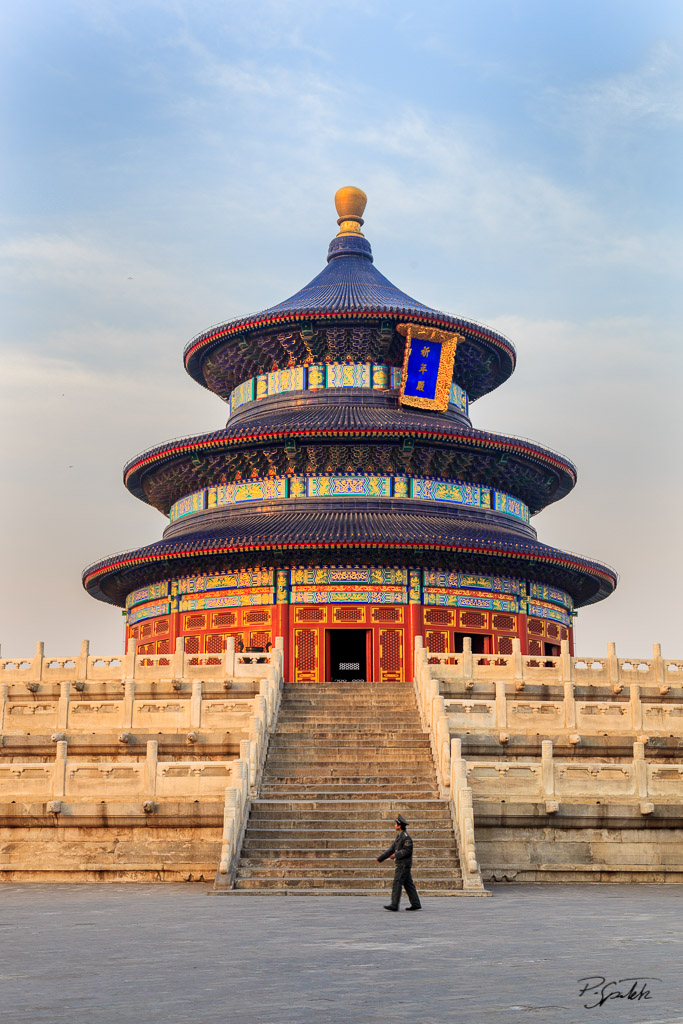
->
<box><xmin>250</xmin><ymin>631</ymin><xmax>271</xmax><ymax>649</ymax></box>
<box><xmin>371</xmin><ymin>607</ymin><xmax>402</xmax><ymax>623</ymax></box>
<box><xmin>156</xmin><ymin>639</ymin><xmax>170</xmax><ymax>654</ymax></box>
<box><xmin>425</xmin><ymin>608</ymin><xmax>453</xmax><ymax>626</ymax></box>
<box><xmin>528</xmin><ymin>638</ymin><xmax>543</xmax><ymax>655</ymax></box>
<box><xmin>212</xmin><ymin>611</ymin><xmax>237</xmax><ymax>628</ymax></box>
<box><xmin>244</xmin><ymin>609</ymin><xmax>270</xmax><ymax>625</ymax></box>
<box><xmin>333</xmin><ymin>607</ymin><xmax>364</xmax><ymax>623</ymax></box>
<box><xmin>129</xmin><ymin>626</ymin><xmax>139</xmax><ymax>640</ymax></box>
<box><xmin>296</xmin><ymin>607</ymin><xmax>325</xmax><ymax>622</ymax></box>
<box><xmin>426</xmin><ymin>630</ymin><xmax>448</xmax><ymax>664</ymax></box>
<box><xmin>154</xmin><ymin>619</ymin><xmax>169</xmax><ymax>635</ymax></box>
<box><xmin>137</xmin><ymin>643</ymin><xmax>155</xmax><ymax>655</ymax></box>
<box><xmin>379</xmin><ymin>629</ymin><xmax>403</xmax><ymax>682</ymax></box>
<box><xmin>546</xmin><ymin>623</ymin><xmax>560</xmax><ymax>640</ymax></box>
<box><xmin>560</xmin><ymin>626</ymin><xmax>568</xmax><ymax>640</ymax></box>
<box><xmin>492</xmin><ymin>614</ymin><xmax>516</xmax><ymax>632</ymax></box>
<box><xmin>140</xmin><ymin>623</ymin><xmax>154</xmax><ymax>639</ymax></box>
<box><xmin>206</xmin><ymin>634</ymin><xmax>226</xmax><ymax>654</ymax></box>
<box><xmin>460</xmin><ymin>611</ymin><xmax>488</xmax><ymax>629</ymax></box>
<box><xmin>184</xmin><ymin>635</ymin><xmax>200</xmax><ymax>655</ymax></box>
<box><xmin>185</xmin><ymin>614</ymin><xmax>207</xmax><ymax>630</ymax></box>
<box><xmin>294</xmin><ymin>629</ymin><xmax>318</xmax><ymax>682</ymax></box>
<box><xmin>497</xmin><ymin>636</ymin><xmax>514</xmax><ymax>655</ymax></box>
<box><xmin>528</xmin><ymin>618</ymin><xmax>544</xmax><ymax>635</ymax></box>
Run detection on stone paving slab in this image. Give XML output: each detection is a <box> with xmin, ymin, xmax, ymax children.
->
<box><xmin>1</xmin><ymin>883</ymin><xmax>683</xmax><ymax>1024</ymax></box>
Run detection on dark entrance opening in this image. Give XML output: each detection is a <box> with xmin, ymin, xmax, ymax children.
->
<box><xmin>326</xmin><ymin>630</ymin><xmax>370</xmax><ymax>682</ymax></box>
<box><xmin>452</xmin><ymin>632</ymin><xmax>491</xmax><ymax>654</ymax></box>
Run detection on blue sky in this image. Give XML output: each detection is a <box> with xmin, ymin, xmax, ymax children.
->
<box><xmin>1</xmin><ymin>0</ymin><xmax>682</xmax><ymax>655</ymax></box>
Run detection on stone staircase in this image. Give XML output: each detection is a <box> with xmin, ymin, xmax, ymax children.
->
<box><xmin>233</xmin><ymin>680</ymin><xmax>462</xmax><ymax>893</ymax></box>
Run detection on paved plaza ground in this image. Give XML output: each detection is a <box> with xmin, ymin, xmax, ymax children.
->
<box><xmin>2</xmin><ymin>883</ymin><xmax>683</xmax><ymax>1024</ymax></box>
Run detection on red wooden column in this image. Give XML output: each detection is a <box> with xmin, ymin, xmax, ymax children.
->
<box><xmin>405</xmin><ymin>569</ymin><xmax>424</xmax><ymax>682</ymax></box>
<box><xmin>273</xmin><ymin>568</ymin><xmax>291</xmax><ymax>681</ymax></box>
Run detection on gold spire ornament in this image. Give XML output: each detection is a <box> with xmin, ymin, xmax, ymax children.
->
<box><xmin>335</xmin><ymin>186</ymin><xmax>367</xmax><ymax>237</ymax></box>
<box><xmin>397</xmin><ymin>323</ymin><xmax>463</xmax><ymax>412</ymax></box>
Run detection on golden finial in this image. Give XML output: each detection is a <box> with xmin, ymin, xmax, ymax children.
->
<box><xmin>335</xmin><ymin>186</ymin><xmax>367</xmax><ymax>237</ymax></box>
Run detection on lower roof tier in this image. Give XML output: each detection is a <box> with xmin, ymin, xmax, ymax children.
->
<box><xmin>123</xmin><ymin>396</ymin><xmax>577</xmax><ymax>516</ymax></box>
<box><xmin>82</xmin><ymin>509</ymin><xmax>616</xmax><ymax>609</ymax></box>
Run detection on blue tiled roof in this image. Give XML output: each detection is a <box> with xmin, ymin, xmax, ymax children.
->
<box><xmin>259</xmin><ymin>235</ymin><xmax>442</xmax><ymax>318</ymax></box>
<box><xmin>183</xmin><ymin>230</ymin><xmax>517</xmax><ymax>397</ymax></box>
<box><xmin>82</xmin><ymin>508</ymin><xmax>617</xmax><ymax>609</ymax></box>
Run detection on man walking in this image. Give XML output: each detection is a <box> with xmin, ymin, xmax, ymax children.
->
<box><xmin>377</xmin><ymin>814</ymin><xmax>422</xmax><ymax>911</ymax></box>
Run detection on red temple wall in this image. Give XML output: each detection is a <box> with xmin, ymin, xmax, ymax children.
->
<box><xmin>126</xmin><ymin>603</ymin><xmax>573</xmax><ymax>682</ymax></box>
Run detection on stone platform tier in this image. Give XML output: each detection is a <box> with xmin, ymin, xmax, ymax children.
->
<box><xmin>414</xmin><ymin>639</ymin><xmax>683</xmax><ymax>884</ymax></box>
<box><xmin>233</xmin><ymin>680</ymin><xmax>463</xmax><ymax>894</ymax></box>
<box><xmin>0</xmin><ymin>642</ymin><xmax>284</xmax><ymax>882</ymax></box>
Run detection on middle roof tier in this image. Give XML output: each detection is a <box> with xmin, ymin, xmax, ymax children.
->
<box><xmin>123</xmin><ymin>392</ymin><xmax>577</xmax><ymax>516</ymax></box>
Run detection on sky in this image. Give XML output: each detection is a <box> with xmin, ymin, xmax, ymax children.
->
<box><xmin>1</xmin><ymin>0</ymin><xmax>682</xmax><ymax>658</ymax></box>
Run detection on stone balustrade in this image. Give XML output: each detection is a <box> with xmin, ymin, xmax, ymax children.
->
<box><xmin>1</xmin><ymin>678</ymin><xmax>280</xmax><ymax>737</ymax></box>
<box><xmin>422</xmin><ymin>639</ymin><xmax>682</xmax><ymax>689</ymax></box>
<box><xmin>413</xmin><ymin>637</ymin><xmax>485</xmax><ymax>892</ymax></box>
<box><xmin>445</xmin><ymin>685</ymin><xmax>683</xmax><ymax>737</ymax></box>
<box><xmin>465</xmin><ymin>739</ymin><xmax>683</xmax><ymax>813</ymax></box>
<box><xmin>414</xmin><ymin>638</ymin><xmax>683</xmax><ymax>741</ymax></box>
<box><xmin>0</xmin><ymin>637</ymin><xmax>285</xmax><ymax>685</ymax></box>
<box><xmin>0</xmin><ymin>740</ymin><xmax>238</xmax><ymax>803</ymax></box>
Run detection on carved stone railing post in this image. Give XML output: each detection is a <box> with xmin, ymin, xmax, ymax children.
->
<box><xmin>240</xmin><ymin>739</ymin><xmax>251</xmax><ymax>788</ymax></box>
<box><xmin>191</xmin><ymin>680</ymin><xmax>203</xmax><ymax>730</ymax></box>
<box><xmin>217</xmin><ymin>787</ymin><xmax>240</xmax><ymax>880</ymax></box>
<box><xmin>123</xmin><ymin>680</ymin><xmax>135</xmax><ymax>729</ymax></box>
<box><xmin>174</xmin><ymin>637</ymin><xmax>185</xmax><ymax>677</ymax></box>
<box><xmin>560</xmin><ymin>639</ymin><xmax>572</xmax><ymax>682</ymax></box>
<box><xmin>630</xmin><ymin>684</ymin><xmax>643</xmax><ymax>732</ymax></box>
<box><xmin>77</xmin><ymin>640</ymin><xmax>89</xmax><ymax>682</ymax></box>
<box><xmin>33</xmin><ymin>641</ymin><xmax>44</xmax><ymax>682</ymax></box>
<box><xmin>607</xmin><ymin>642</ymin><xmax>620</xmax><ymax>686</ymax></box>
<box><xmin>53</xmin><ymin>740</ymin><xmax>67</xmax><ymax>798</ymax></box>
<box><xmin>0</xmin><ymin>682</ymin><xmax>7</xmax><ymax>731</ymax></box>
<box><xmin>58</xmin><ymin>681</ymin><xmax>70</xmax><ymax>730</ymax></box>
<box><xmin>653</xmin><ymin>643</ymin><xmax>665</xmax><ymax>686</ymax></box>
<box><xmin>222</xmin><ymin>636</ymin><xmax>234</xmax><ymax>679</ymax></box>
<box><xmin>512</xmin><ymin>637</ymin><xmax>524</xmax><ymax>687</ymax></box>
<box><xmin>541</xmin><ymin>740</ymin><xmax>557</xmax><ymax>811</ymax></box>
<box><xmin>563</xmin><ymin>681</ymin><xmax>576</xmax><ymax>730</ymax></box>
<box><xmin>633</xmin><ymin>741</ymin><xmax>649</xmax><ymax>804</ymax></box>
<box><xmin>463</xmin><ymin>636</ymin><xmax>473</xmax><ymax>682</ymax></box>
<box><xmin>124</xmin><ymin>638</ymin><xmax>137</xmax><ymax>678</ymax></box>
<box><xmin>145</xmin><ymin>740</ymin><xmax>158</xmax><ymax>798</ymax></box>
<box><xmin>494</xmin><ymin>681</ymin><xmax>507</xmax><ymax>730</ymax></box>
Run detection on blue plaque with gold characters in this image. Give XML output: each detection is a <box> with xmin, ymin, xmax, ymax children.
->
<box><xmin>396</xmin><ymin>324</ymin><xmax>462</xmax><ymax>411</ymax></box>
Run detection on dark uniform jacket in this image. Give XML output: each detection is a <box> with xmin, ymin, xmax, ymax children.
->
<box><xmin>378</xmin><ymin>830</ymin><xmax>413</xmax><ymax>869</ymax></box>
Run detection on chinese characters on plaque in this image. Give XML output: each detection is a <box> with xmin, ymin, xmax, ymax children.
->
<box><xmin>396</xmin><ymin>324</ymin><xmax>462</xmax><ymax>412</ymax></box>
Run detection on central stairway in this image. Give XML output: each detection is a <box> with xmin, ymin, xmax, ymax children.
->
<box><xmin>233</xmin><ymin>680</ymin><xmax>463</xmax><ymax>893</ymax></box>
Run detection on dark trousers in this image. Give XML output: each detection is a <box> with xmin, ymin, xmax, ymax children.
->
<box><xmin>391</xmin><ymin>864</ymin><xmax>421</xmax><ymax>908</ymax></box>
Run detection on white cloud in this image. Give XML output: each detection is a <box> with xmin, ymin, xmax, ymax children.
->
<box><xmin>543</xmin><ymin>41</ymin><xmax>683</xmax><ymax>160</ymax></box>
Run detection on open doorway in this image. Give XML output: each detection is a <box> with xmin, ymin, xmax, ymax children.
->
<box><xmin>452</xmin><ymin>632</ymin><xmax>491</xmax><ymax>654</ymax></box>
<box><xmin>326</xmin><ymin>629</ymin><xmax>371</xmax><ymax>682</ymax></box>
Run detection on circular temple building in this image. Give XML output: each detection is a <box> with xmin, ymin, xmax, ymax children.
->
<box><xmin>83</xmin><ymin>188</ymin><xmax>617</xmax><ymax>683</ymax></box>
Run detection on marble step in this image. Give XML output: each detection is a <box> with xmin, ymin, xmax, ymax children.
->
<box><xmin>233</xmin><ymin>877</ymin><xmax>462</xmax><ymax>891</ymax></box>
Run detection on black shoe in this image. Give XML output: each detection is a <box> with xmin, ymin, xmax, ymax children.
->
<box><xmin>383</xmin><ymin>905</ymin><xmax>399</xmax><ymax>911</ymax></box>
<box><xmin>405</xmin><ymin>906</ymin><xmax>422</xmax><ymax>911</ymax></box>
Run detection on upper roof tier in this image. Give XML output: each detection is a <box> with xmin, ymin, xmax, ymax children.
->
<box><xmin>184</xmin><ymin>187</ymin><xmax>516</xmax><ymax>403</ymax></box>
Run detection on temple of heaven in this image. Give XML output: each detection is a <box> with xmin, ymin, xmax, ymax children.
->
<box><xmin>83</xmin><ymin>187</ymin><xmax>617</xmax><ymax>683</ymax></box>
